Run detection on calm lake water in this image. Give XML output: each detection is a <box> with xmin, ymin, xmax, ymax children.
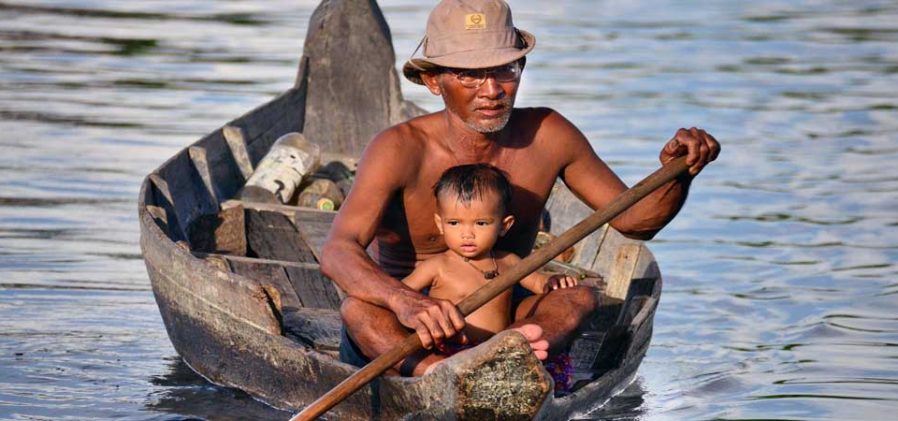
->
<box><xmin>1</xmin><ymin>0</ymin><xmax>897</xmax><ymax>419</ymax></box>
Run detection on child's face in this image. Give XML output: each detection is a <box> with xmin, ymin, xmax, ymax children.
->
<box><xmin>434</xmin><ymin>190</ymin><xmax>514</xmax><ymax>260</ymax></box>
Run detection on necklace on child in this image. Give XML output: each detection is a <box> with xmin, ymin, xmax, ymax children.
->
<box><xmin>464</xmin><ymin>252</ymin><xmax>499</xmax><ymax>280</ymax></box>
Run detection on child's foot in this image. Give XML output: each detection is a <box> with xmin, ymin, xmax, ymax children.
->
<box><xmin>511</xmin><ymin>324</ymin><xmax>549</xmax><ymax>360</ymax></box>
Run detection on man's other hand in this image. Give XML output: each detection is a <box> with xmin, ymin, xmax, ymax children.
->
<box><xmin>661</xmin><ymin>127</ymin><xmax>721</xmax><ymax>177</ymax></box>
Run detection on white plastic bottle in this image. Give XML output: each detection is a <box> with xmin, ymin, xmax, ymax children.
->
<box><xmin>240</xmin><ymin>132</ymin><xmax>320</xmax><ymax>204</ymax></box>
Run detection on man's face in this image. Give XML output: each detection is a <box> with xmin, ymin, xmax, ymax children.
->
<box><xmin>426</xmin><ymin>61</ymin><xmax>523</xmax><ymax>133</ymax></box>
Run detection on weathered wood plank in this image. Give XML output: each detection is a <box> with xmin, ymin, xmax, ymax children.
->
<box><xmin>148</xmin><ymin>174</ymin><xmax>186</xmax><ymax>242</ymax></box>
<box><xmin>299</xmin><ymin>0</ymin><xmax>408</xmax><ymax>156</ymax></box>
<box><xmin>188</xmin><ymin>145</ymin><xmax>220</xmax><ymax>208</ymax></box>
<box><xmin>142</xmin><ymin>208</ymin><xmax>384</xmax><ymax>418</ymax></box>
<box><xmin>544</xmin><ymin>181</ymin><xmax>608</xmax><ymax>270</ymax></box>
<box><xmin>187</xmin><ymin>204</ymin><xmax>247</xmax><ymax>255</ymax></box>
<box><xmin>222</xmin><ymin>125</ymin><xmax>255</xmax><ymax>180</ymax></box>
<box><xmin>284</xmin><ymin>265</ymin><xmax>343</xmax><ymax>310</ymax></box>
<box><xmin>629</xmin><ymin>296</ymin><xmax>657</xmax><ymax>332</ymax></box>
<box><xmin>153</xmin><ymin>151</ymin><xmax>219</xmax><ymax>245</ymax></box>
<box><xmin>242</xmin><ymin>208</ymin><xmax>344</xmax><ymax>308</ymax></box>
<box><xmin>193</xmin><ymin>128</ymin><xmax>247</xmax><ymax>205</ymax></box>
<box><xmin>293</xmin><ymin>207</ymin><xmax>335</xmax><ymax>259</ymax></box>
<box><xmin>632</xmin><ymin>245</ymin><xmax>662</xmax><ymax>294</ymax></box>
<box><xmin>203</xmin><ymin>248</ymin><xmax>341</xmax><ymax>312</ymax></box>
<box><xmin>245</xmin><ymin>209</ymin><xmax>317</xmax><ymax>263</ymax></box>
<box><xmin>592</xmin><ymin>226</ymin><xmax>642</xmax><ymax>296</ymax></box>
<box><xmin>193</xmin><ymin>252</ymin><xmax>321</xmax><ymax>271</ymax></box>
<box><xmin>602</xmin><ymin>242</ymin><xmax>641</xmax><ymax>302</ymax></box>
<box><xmin>222</xmin><ymin>199</ymin><xmax>336</xmax><ymax>261</ymax></box>
<box><xmin>282</xmin><ymin>307</ymin><xmax>342</xmax><ymax>352</ymax></box>
<box><xmin>196</xmin><ymin>251</ymin><xmax>345</xmax><ymax>312</ymax></box>
<box><xmin>140</xmin><ymin>211</ymin><xmax>282</xmax><ymax>337</ymax></box>
<box><xmin>227</xmin><ymin>258</ymin><xmax>304</xmax><ymax>313</ymax></box>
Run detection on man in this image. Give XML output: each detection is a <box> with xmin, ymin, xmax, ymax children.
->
<box><xmin>321</xmin><ymin>0</ymin><xmax>719</xmax><ymax>376</ymax></box>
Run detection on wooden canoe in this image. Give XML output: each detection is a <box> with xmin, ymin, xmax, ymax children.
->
<box><xmin>138</xmin><ymin>1</ymin><xmax>662</xmax><ymax>419</ymax></box>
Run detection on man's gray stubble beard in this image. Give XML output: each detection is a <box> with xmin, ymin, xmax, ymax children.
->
<box><xmin>464</xmin><ymin>95</ymin><xmax>515</xmax><ymax>133</ymax></box>
<box><xmin>464</xmin><ymin>109</ymin><xmax>512</xmax><ymax>133</ymax></box>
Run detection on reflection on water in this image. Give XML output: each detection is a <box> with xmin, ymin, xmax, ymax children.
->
<box><xmin>147</xmin><ymin>358</ymin><xmax>290</xmax><ymax>421</ymax></box>
<box><xmin>1</xmin><ymin>0</ymin><xmax>896</xmax><ymax>420</ymax></box>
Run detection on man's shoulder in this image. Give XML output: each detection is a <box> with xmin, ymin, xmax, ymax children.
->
<box><xmin>369</xmin><ymin>112</ymin><xmax>441</xmax><ymax>149</ymax></box>
<box><xmin>511</xmin><ymin>107</ymin><xmax>578</xmax><ymax>137</ymax></box>
<box><xmin>507</xmin><ymin>107</ymin><xmax>584</xmax><ymax>151</ymax></box>
<box><xmin>363</xmin><ymin>117</ymin><xmax>433</xmax><ymax>159</ymax></box>
<box><xmin>513</xmin><ymin>106</ymin><xmax>573</xmax><ymax>128</ymax></box>
<box><xmin>513</xmin><ymin>106</ymin><xmax>558</xmax><ymax>117</ymax></box>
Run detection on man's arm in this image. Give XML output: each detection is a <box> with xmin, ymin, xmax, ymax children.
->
<box><xmin>320</xmin><ymin>129</ymin><xmax>465</xmax><ymax>350</ymax></box>
<box><xmin>543</xmin><ymin>110</ymin><xmax>719</xmax><ymax>240</ymax></box>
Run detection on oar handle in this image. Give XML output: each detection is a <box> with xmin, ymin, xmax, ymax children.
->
<box><xmin>291</xmin><ymin>156</ymin><xmax>690</xmax><ymax>421</ymax></box>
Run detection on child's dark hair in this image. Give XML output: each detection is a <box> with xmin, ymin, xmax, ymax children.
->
<box><xmin>433</xmin><ymin>164</ymin><xmax>512</xmax><ymax>214</ymax></box>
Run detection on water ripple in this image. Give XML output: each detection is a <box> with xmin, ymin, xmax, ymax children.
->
<box><xmin>1</xmin><ymin>1</ymin><xmax>897</xmax><ymax>420</ymax></box>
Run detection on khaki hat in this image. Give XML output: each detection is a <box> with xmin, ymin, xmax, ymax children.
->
<box><xmin>402</xmin><ymin>0</ymin><xmax>536</xmax><ymax>85</ymax></box>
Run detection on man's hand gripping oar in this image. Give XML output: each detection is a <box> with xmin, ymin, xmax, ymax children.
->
<box><xmin>291</xmin><ymin>156</ymin><xmax>691</xmax><ymax>421</ymax></box>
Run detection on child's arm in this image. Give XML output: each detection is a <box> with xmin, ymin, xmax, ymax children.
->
<box><xmin>401</xmin><ymin>258</ymin><xmax>439</xmax><ymax>292</ymax></box>
<box><xmin>507</xmin><ymin>253</ymin><xmax>579</xmax><ymax>294</ymax></box>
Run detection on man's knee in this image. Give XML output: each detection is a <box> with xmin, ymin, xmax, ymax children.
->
<box><xmin>340</xmin><ymin>297</ymin><xmax>400</xmax><ymax>333</ymax></box>
<box><xmin>552</xmin><ymin>285</ymin><xmax>599</xmax><ymax>316</ymax></box>
<box><xmin>569</xmin><ymin>285</ymin><xmax>600</xmax><ymax>311</ymax></box>
<box><xmin>340</xmin><ymin>296</ymin><xmax>369</xmax><ymax>325</ymax></box>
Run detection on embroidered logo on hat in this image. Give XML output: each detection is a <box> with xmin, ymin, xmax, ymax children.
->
<box><xmin>465</xmin><ymin>13</ymin><xmax>486</xmax><ymax>30</ymax></box>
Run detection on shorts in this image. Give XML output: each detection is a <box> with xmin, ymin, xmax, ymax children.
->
<box><xmin>339</xmin><ymin>326</ymin><xmax>370</xmax><ymax>368</ymax></box>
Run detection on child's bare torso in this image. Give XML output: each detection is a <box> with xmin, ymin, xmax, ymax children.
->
<box><xmin>428</xmin><ymin>251</ymin><xmax>515</xmax><ymax>343</ymax></box>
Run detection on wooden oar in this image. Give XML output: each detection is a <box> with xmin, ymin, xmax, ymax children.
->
<box><xmin>291</xmin><ymin>156</ymin><xmax>690</xmax><ymax>421</ymax></box>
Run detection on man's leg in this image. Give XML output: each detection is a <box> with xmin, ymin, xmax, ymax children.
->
<box><xmin>341</xmin><ymin>296</ymin><xmax>557</xmax><ymax>374</ymax></box>
<box><xmin>340</xmin><ymin>296</ymin><xmax>445</xmax><ymax>376</ymax></box>
<box><xmin>509</xmin><ymin>285</ymin><xmax>599</xmax><ymax>353</ymax></box>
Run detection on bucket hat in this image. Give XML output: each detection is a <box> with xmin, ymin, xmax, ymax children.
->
<box><xmin>402</xmin><ymin>0</ymin><xmax>536</xmax><ymax>85</ymax></box>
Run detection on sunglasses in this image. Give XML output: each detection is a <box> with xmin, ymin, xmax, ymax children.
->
<box><xmin>443</xmin><ymin>61</ymin><xmax>523</xmax><ymax>88</ymax></box>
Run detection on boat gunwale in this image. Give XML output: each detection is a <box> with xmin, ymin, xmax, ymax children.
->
<box><xmin>136</xmin><ymin>6</ymin><xmax>664</xmax><ymax>411</ymax></box>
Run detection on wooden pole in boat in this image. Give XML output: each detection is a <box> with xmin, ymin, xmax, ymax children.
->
<box><xmin>291</xmin><ymin>156</ymin><xmax>691</xmax><ymax>421</ymax></box>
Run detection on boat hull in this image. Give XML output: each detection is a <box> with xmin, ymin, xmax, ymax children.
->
<box><xmin>138</xmin><ymin>0</ymin><xmax>663</xmax><ymax>418</ymax></box>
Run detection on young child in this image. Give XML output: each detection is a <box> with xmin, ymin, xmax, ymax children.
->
<box><xmin>402</xmin><ymin>163</ymin><xmax>579</xmax><ymax>352</ymax></box>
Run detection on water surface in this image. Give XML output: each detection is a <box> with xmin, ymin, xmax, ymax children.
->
<box><xmin>1</xmin><ymin>0</ymin><xmax>896</xmax><ymax>419</ymax></box>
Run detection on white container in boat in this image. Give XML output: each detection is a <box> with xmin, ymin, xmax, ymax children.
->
<box><xmin>240</xmin><ymin>133</ymin><xmax>320</xmax><ymax>203</ymax></box>
<box><xmin>297</xmin><ymin>178</ymin><xmax>345</xmax><ymax>211</ymax></box>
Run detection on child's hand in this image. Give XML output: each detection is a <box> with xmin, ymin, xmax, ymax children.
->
<box><xmin>545</xmin><ymin>274</ymin><xmax>578</xmax><ymax>292</ymax></box>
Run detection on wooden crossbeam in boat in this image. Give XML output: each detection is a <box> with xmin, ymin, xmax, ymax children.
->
<box><xmin>188</xmin><ymin>145</ymin><xmax>220</xmax><ymax>208</ymax></box>
<box><xmin>194</xmin><ymin>252</ymin><xmax>345</xmax><ymax>310</ymax></box>
<box><xmin>245</xmin><ymin>209</ymin><xmax>318</xmax><ymax>263</ymax></box>
<box><xmin>222</xmin><ymin>199</ymin><xmax>334</xmax><ymax>261</ymax></box>
<box><xmin>222</xmin><ymin>125</ymin><xmax>255</xmax><ymax>180</ymax></box>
